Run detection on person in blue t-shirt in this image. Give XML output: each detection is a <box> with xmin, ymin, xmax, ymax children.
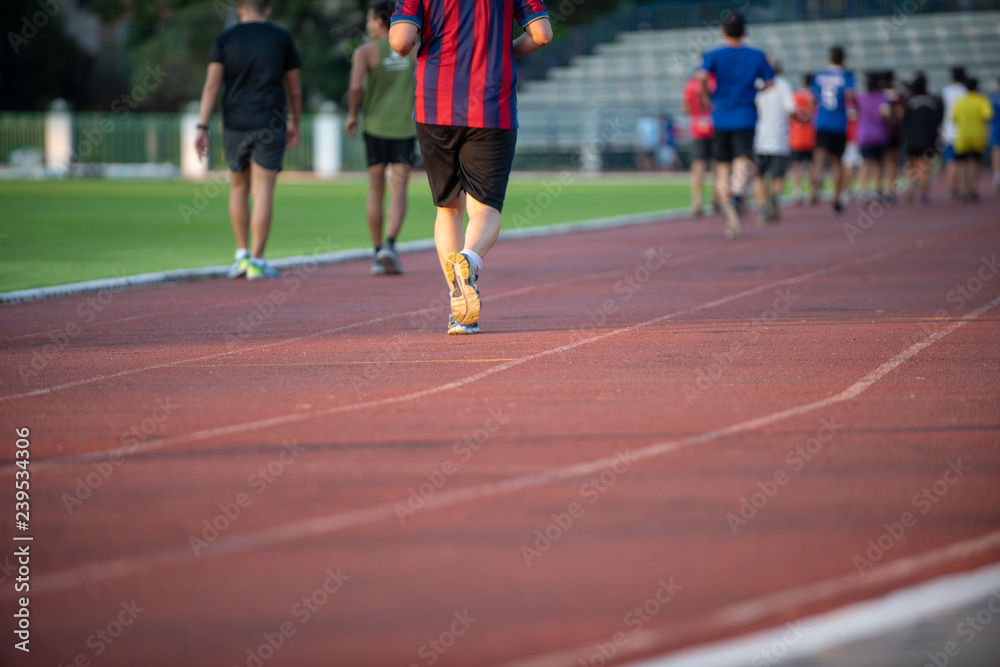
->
<box><xmin>698</xmin><ymin>12</ymin><xmax>774</xmax><ymax>240</ymax></box>
<box><xmin>809</xmin><ymin>45</ymin><xmax>856</xmax><ymax>214</ymax></box>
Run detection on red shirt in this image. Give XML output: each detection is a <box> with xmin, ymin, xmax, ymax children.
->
<box><xmin>683</xmin><ymin>75</ymin><xmax>715</xmax><ymax>139</ymax></box>
<box><xmin>392</xmin><ymin>0</ymin><xmax>549</xmax><ymax>129</ymax></box>
<box><xmin>789</xmin><ymin>89</ymin><xmax>817</xmax><ymax>151</ymax></box>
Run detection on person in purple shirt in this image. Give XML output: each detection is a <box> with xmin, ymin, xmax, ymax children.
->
<box><xmin>698</xmin><ymin>12</ymin><xmax>774</xmax><ymax>240</ymax></box>
<box><xmin>855</xmin><ymin>72</ymin><xmax>892</xmax><ymax>202</ymax></box>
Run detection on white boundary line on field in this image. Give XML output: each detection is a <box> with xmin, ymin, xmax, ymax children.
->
<box><xmin>9</xmin><ymin>245</ymin><xmax>993</xmax><ymax>600</ymax></box>
<box><xmin>0</xmin><ymin>208</ymin><xmax>687</xmax><ymax>304</ymax></box>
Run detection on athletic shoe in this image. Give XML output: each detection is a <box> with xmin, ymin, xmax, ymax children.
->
<box><xmin>721</xmin><ymin>196</ymin><xmax>742</xmax><ymax>240</ymax></box>
<box><xmin>443</xmin><ymin>252</ymin><xmax>481</xmax><ymax>326</ymax></box>
<box><xmin>447</xmin><ymin>314</ymin><xmax>479</xmax><ymax>335</ymax></box>
<box><xmin>370</xmin><ymin>259</ymin><xmax>386</xmax><ymax>275</ymax></box>
<box><xmin>768</xmin><ymin>194</ymin><xmax>780</xmax><ymax>221</ymax></box>
<box><xmin>228</xmin><ymin>256</ymin><xmax>250</xmax><ymax>279</ymax></box>
<box><xmin>376</xmin><ymin>246</ymin><xmax>403</xmax><ymax>275</ymax></box>
<box><xmin>830</xmin><ymin>200</ymin><xmax>844</xmax><ymax>215</ymax></box>
<box><xmin>246</xmin><ymin>259</ymin><xmax>279</xmax><ymax>280</ymax></box>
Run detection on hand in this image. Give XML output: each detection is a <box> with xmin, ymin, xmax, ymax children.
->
<box><xmin>195</xmin><ymin>128</ymin><xmax>209</xmax><ymax>161</ymax></box>
<box><xmin>286</xmin><ymin>124</ymin><xmax>300</xmax><ymax>149</ymax></box>
<box><xmin>344</xmin><ymin>115</ymin><xmax>358</xmax><ymax>138</ymax></box>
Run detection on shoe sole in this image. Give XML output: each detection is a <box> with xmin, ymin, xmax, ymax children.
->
<box><xmin>443</xmin><ymin>252</ymin><xmax>480</xmax><ymax>326</ymax></box>
<box><xmin>376</xmin><ymin>252</ymin><xmax>403</xmax><ymax>275</ymax></box>
<box><xmin>448</xmin><ymin>323</ymin><xmax>479</xmax><ymax>335</ymax></box>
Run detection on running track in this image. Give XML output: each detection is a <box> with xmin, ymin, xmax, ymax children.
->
<box><xmin>1</xmin><ymin>188</ymin><xmax>998</xmax><ymax>667</ymax></box>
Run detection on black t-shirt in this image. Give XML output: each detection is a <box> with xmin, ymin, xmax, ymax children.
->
<box><xmin>903</xmin><ymin>94</ymin><xmax>943</xmax><ymax>150</ymax></box>
<box><xmin>210</xmin><ymin>22</ymin><xmax>302</xmax><ymax>131</ymax></box>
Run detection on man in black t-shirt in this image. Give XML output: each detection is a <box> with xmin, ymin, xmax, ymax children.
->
<box><xmin>195</xmin><ymin>0</ymin><xmax>302</xmax><ymax>280</ymax></box>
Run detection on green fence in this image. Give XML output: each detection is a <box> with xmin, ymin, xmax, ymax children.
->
<box><xmin>0</xmin><ymin>113</ymin><xmax>45</xmax><ymax>162</ymax></box>
<box><xmin>0</xmin><ymin>112</ymin><xmax>370</xmax><ymax>173</ymax></box>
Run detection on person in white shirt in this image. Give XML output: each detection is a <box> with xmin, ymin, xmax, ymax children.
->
<box><xmin>941</xmin><ymin>66</ymin><xmax>968</xmax><ymax>200</ymax></box>
<box><xmin>752</xmin><ymin>58</ymin><xmax>795</xmax><ymax>223</ymax></box>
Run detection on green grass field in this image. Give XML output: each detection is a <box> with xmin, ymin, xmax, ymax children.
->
<box><xmin>0</xmin><ymin>176</ymin><xmax>700</xmax><ymax>292</ymax></box>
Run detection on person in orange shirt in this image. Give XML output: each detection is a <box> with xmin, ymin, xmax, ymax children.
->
<box><xmin>788</xmin><ymin>73</ymin><xmax>816</xmax><ymax>205</ymax></box>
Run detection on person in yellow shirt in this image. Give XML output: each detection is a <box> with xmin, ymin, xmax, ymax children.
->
<box><xmin>953</xmin><ymin>78</ymin><xmax>994</xmax><ymax>203</ymax></box>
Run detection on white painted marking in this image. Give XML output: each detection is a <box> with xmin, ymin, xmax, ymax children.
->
<box><xmin>4</xmin><ymin>244</ymin><xmax>903</xmax><ymax>472</ymax></box>
<box><xmin>14</xmin><ymin>249</ymin><xmax>988</xmax><ymax>600</ymax></box>
<box><xmin>613</xmin><ymin>555</ymin><xmax>1000</xmax><ymax>667</ymax></box>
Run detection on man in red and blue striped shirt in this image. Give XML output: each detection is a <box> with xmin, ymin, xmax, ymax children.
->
<box><xmin>390</xmin><ymin>0</ymin><xmax>551</xmax><ymax>335</ymax></box>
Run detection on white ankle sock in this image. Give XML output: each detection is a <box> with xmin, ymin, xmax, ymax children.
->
<box><xmin>462</xmin><ymin>249</ymin><xmax>483</xmax><ymax>274</ymax></box>
<box><xmin>235</xmin><ymin>248</ymin><xmax>249</xmax><ymax>260</ymax></box>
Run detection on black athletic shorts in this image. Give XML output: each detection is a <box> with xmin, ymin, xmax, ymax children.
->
<box><xmin>224</xmin><ymin>127</ymin><xmax>286</xmax><ymax>172</ymax></box>
<box><xmin>815</xmin><ymin>130</ymin><xmax>847</xmax><ymax>158</ymax></box>
<box><xmin>415</xmin><ymin>123</ymin><xmax>517</xmax><ymax>212</ymax></box>
<box><xmin>691</xmin><ymin>138</ymin><xmax>712</xmax><ymax>162</ymax></box>
<box><xmin>905</xmin><ymin>144</ymin><xmax>937</xmax><ymax>159</ymax></box>
<box><xmin>713</xmin><ymin>128</ymin><xmax>755</xmax><ymax>163</ymax></box>
<box><xmin>790</xmin><ymin>150</ymin><xmax>812</xmax><ymax>163</ymax></box>
<box><xmin>956</xmin><ymin>150</ymin><xmax>983</xmax><ymax>162</ymax></box>
<box><xmin>364</xmin><ymin>133</ymin><xmax>416</xmax><ymax>167</ymax></box>
<box><xmin>860</xmin><ymin>145</ymin><xmax>886</xmax><ymax>161</ymax></box>
<box><xmin>756</xmin><ymin>154</ymin><xmax>788</xmax><ymax>179</ymax></box>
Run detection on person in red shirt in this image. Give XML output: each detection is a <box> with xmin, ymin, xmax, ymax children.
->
<box><xmin>390</xmin><ymin>0</ymin><xmax>551</xmax><ymax>334</ymax></box>
<box><xmin>682</xmin><ymin>69</ymin><xmax>716</xmax><ymax>216</ymax></box>
<box><xmin>788</xmin><ymin>73</ymin><xmax>816</xmax><ymax>205</ymax></box>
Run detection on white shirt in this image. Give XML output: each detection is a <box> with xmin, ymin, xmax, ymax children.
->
<box><xmin>636</xmin><ymin>116</ymin><xmax>660</xmax><ymax>151</ymax></box>
<box><xmin>754</xmin><ymin>76</ymin><xmax>795</xmax><ymax>155</ymax></box>
<box><xmin>941</xmin><ymin>82</ymin><xmax>967</xmax><ymax>144</ymax></box>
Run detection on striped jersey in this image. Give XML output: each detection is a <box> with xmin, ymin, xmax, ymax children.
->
<box><xmin>391</xmin><ymin>0</ymin><xmax>549</xmax><ymax>129</ymax></box>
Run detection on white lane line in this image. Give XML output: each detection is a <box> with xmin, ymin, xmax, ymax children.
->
<box><xmin>13</xmin><ymin>247</ymin><xmax>977</xmax><ymax>598</ymax></box>
<box><xmin>2</xmin><ymin>249</ymin><xmax>701</xmax><ymax>404</ymax></box>
<box><xmin>2</xmin><ymin>243</ymin><xmax>905</xmax><ymax>474</ymax></box>
<box><xmin>511</xmin><ymin>535</ymin><xmax>1000</xmax><ymax>667</ymax></box>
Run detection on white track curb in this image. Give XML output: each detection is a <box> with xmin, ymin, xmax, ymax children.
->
<box><xmin>0</xmin><ymin>207</ymin><xmax>691</xmax><ymax>305</ymax></box>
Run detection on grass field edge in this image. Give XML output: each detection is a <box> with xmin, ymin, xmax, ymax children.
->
<box><xmin>0</xmin><ymin>206</ymin><xmax>688</xmax><ymax>305</ymax></box>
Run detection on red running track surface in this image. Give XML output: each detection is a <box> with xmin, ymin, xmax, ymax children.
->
<box><xmin>1</xmin><ymin>189</ymin><xmax>999</xmax><ymax>667</ymax></box>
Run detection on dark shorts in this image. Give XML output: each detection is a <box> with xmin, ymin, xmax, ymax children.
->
<box><xmin>364</xmin><ymin>133</ymin><xmax>416</xmax><ymax>167</ymax></box>
<box><xmin>756</xmin><ymin>154</ymin><xmax>788</xmax><ymax>179</ymax></box>
<box><xmin>224</xmin><ymin>127</ymin><xmax>286</xmax><ymax>172</ymax></box>
<box><xmin>860</xmin><ymin>145</ymin><xmax>886</xmax><ymax>161</ymax></box>
<box><xmin>415</xmin><ymin>123</ymin><xmax>517</xmax><ymax>212</ymax></box>
<box><xmin>905</xmin><ymin>145</ymin><xmax>937</xmax><ymax>159</ymax></box>
<box><xmin>790</xmin><ymin>150</ymin><xmax>813</xmax><ymax>163</ymax></box>
<box><xmin>815</xmin><ymin>130</ymin><xmax>847</xmax><ymax>158</ymax></box>
<box><xmin>713</xmin><ymin>128</ymin><xmax>755</xmax><ymax>163</ymax></box>
<box><xmin>956</xmin><ymin>151</ymin><xmax>983</xmax><ymax>162</ymax></box>
<box><xmin>691</xmin><ymin>138</ymin><xmax>713</xmax><ymax>163</ymax></box>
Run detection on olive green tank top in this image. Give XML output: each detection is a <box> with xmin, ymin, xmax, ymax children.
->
<box><xmin>362</xmin><ymin>38</ymin><xmax>416</xmax><ymax>139</ymax></box>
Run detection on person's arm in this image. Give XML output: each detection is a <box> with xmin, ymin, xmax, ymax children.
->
<box><xmin>345</xmin><ymin>44</ymin><xmax>374</xmax><ymax>138</ymax></box>
<box><xmin>696</xmin><ymin>69</ymin><xmax>711</xmax><ymax>109</ymax></box>
<box><xmin>284</xmin><ymin>68</ymin><xmax>302</xmax><ymax>148</ymax></box>
<box><xmin>512</xmin><ymin>17</ymin><xmax>552</xmax><ymax>57</ymax></box>
<box><xmin>195</xmin><ymin>62</ymin><xmax>224</xmax><ymax>160</ymax></box>
<box><xmin>389</xmin><ymin>22</ymin><xmax>419</xmax><ymax>56</ymax></box>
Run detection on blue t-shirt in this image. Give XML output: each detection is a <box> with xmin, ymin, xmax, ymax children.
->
<box><xmin>700</xmin><ymin>45</ymin><xmax>774</xmax><ymax>131</ymax></box>
<box><xmin>811</xmin><ymin>66</ymin><xmax>855</xmax><ymax>134</ymax></box>
<box><xmin>991</xmin><ymin>92</ymin><xmax>1000</xmax><ymax>146</ymax></box>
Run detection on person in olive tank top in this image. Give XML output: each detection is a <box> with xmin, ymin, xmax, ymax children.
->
<box><xmin>346</xmin><ymin>1</ymin><xmax>416</xmax><ymax>276</ymax></box>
